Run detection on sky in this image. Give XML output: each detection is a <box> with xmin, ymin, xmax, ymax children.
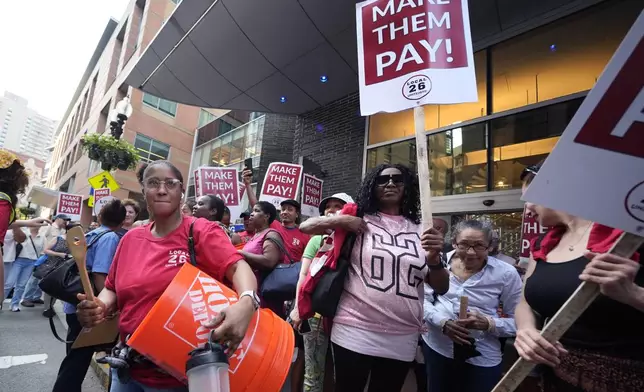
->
<box><xmin>0</xmin><ymin>0</ymin><xmax>131</xmax><ymax>121</ymax></box>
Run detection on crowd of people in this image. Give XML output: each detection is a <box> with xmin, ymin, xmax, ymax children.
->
<box><xmin>0</xmin><ymin>146</ymin><xmax>642</xmax><ymax>392</ymax></box>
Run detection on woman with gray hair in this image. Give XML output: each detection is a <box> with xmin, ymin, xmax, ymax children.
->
<box><xmin>422</xmin><ymin>219</ymin><xmax>523</xmax><ymax>392</ymax></box>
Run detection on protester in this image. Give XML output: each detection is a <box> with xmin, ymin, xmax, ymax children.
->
<box><xmin>422</xmin><ymin>219</ymin><xmax>522</xmax><ymax>392</ymax></box>
<box><xmin>2</xmin><ymin>226</ymin><xmax>45</xmax><ymax>311</ymax></box>
<box><xmin>294</xmin><ymin>193</ymin><xmax>353</xmax><ymax>392</ymax></box>
<box><xmin>242</xmin><ymin>170</ymin><xmax>310</xmax><ymax>261</ymax></box>
<box><xmin>238</xmin><ymin>201</ymin><xmax>290</xmax><ymax>312</ymax></box>
<box><xmin>43</xmin><ymin>214</ymin><xmax>72</xmax><ymax>244</ymax></box>
<box><xmin>238</xmin><ymin>211</ymin><xmax>254</xmax><ymax>243</ymax></box>
<box><xmin>489</xmin><ymin>231</ymin><xmax>517</xmax><ymax>265</ymax></box>
<box><xmin>193</xmin><ymin>194</ymin><xmax>242</xmax><ymax>245</ymax></box>
<box><xmin>88</xmin><ymin>221</ymin><xmax>100</xmax><ymax>231</ymax></box>
<box><xmin>181</xmin><ymin>200</ymin><xmax>195</xmax><ymax>217</ymax></box>
<box><xmin>122</xmin><ymin>198</ymin><xmax>141</xmax><ymax>231</ymax></box>
<box><xmin>75</xmin><ymin>160</ymin><xmax>259</xmax><ymax>392</ymax></box>
<box><xmin>0</xmin><ymin>149</ymin><xmax>31</xmax><ymax>300</ymax></box>
<box><xmin>52</xmin><ymin>199</ymin><xmax>127</xmax><ymax>392</ymax></box>
<box><xmin>297</xmin><ymin>164</ymin><xmax>449</xmax><ymax>391</ymax></box>
<box><xmin>222</xmin><ymin>206</ymin><xmax>232</xmax><ymax>228</ymax></box>
<box><xmin>514</xmin><ymin>162</ymin><xmax>644</xmax><ymax>392</ymax></box>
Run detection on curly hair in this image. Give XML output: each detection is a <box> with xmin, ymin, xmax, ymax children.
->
<box><xmin>136</xmin><ymin>163</ymin><xmax>149</xmax><ymax>186</ymax></box>
<box><xmin>356</xmin><ymin>163</ymin><xmax>420</xmax><ymax>224</ymax></box>
<box><xmin>0</xmin><ymin>160</ymin><xmax>30</xmax><ymax>206</ymax></box>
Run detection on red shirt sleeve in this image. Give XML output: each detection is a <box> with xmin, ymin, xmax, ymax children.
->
<box><xmin>105</xmin><ymin>239</ymin><xmax>125</xmax><ymax>291</ymax></box>
<box><xmin>0</xmin><ymin>200</ymin><xmax>12</xmax><ymax>245</ymax></box>
<box><xmin>194</xmin><ymin>219</ymin><xmax>244</xmax><ymax>281</ymax></box>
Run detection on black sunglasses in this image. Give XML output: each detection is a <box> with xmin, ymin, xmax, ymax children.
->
<box><xmin>375</xmin><ymin>174</ymin><xmax>404</xmax><ymax>187</ymax></box>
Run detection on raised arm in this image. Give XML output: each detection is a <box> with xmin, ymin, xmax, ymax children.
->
<box><xmin>299</xmin><ymin>215</ymin><xmax>366</xmax><ymax>235</ymax></box>
<box><xmin>242</xmin><ymin>169</ymin><xmax>258</xmax><ymax>208</ymax></box>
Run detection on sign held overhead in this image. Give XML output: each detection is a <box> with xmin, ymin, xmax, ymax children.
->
<box><xmin>57</xmin><ymin>192</ymin><xmax>83</xmax><ymax>222</ymax></box>
<box><xmin>356</xmin><ymin>0</ymin><xmax>477</xmax><ymax>115</ymax></box>
<box><xmin>260</xmin><ymin>162</ymin><xmax>303</xmax><ymax>209</ymax></box>
<box><xmin>301</xmin><ymin>174</ymin><xmax>323</xmax><ymax>217</ymax></box>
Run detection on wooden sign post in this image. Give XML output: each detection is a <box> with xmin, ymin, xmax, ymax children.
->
<box><xmin>414</xmin><ymin>106</ymin><xmax>433</xmax><ymax>230</ymax></box>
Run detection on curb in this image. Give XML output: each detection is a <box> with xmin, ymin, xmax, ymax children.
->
<box><xmin>54</xmin><ymin>302</ymin><xmax>109</xmax><ymax>390</ymax></box>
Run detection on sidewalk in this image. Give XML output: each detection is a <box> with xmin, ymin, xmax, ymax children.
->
<box><xmin>53</xmin><ymin>301</ymin><xmax>111</xmax><ymax>390</ymax></box>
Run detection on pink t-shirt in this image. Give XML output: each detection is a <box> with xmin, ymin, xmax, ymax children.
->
<box><xmin>331</xmin><ymin>213</ymin><xmax>427</xmax><ymax>361</ymax></box>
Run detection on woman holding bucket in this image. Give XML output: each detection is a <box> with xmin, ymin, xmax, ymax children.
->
<box><xmin>76</xmin><ymin>160</ymin><xmax>260</xmax><ymax>392</ymax></box>
<box><xmin>300</xmin><ymin>164</ymin><xmax>450</xmax><ymax>391</ymax></box>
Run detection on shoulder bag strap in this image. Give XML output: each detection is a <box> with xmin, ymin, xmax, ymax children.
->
<box><xmin>46</xmin><ymin>297</ymin><xmax>73</xmax><ymax>344</ymax></box>
<box><xmin>264</xmin><ymin>234</ymin><xmax>296</xmax><ymax>264</ymax></box>
<box><xmin>28</xmin><ymin>235</ymin><xmax>38</xmax><ymax>255</ymax></box>
<box><xmin>188</xmin><ymin>219</ymin><xmax>197</xmax><ymax>266</ymax></box>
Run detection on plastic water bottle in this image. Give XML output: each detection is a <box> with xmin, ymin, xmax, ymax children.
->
<box><xmin>186</xmin><ymin>339</ymin><xmax>230</xmax><ymax>392</ymax></box>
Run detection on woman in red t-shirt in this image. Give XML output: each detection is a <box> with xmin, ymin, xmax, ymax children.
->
<box><xmin>0</xmin><ymin>149</ymin><xmax>31</xmax><ymax>302</ymax></box>
<box><xmin>76</xmin><ymin>160</ymin><xmax>259</xmax><ymax>392</ymax></box>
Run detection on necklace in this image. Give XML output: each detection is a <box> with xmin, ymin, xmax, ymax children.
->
<box><xmin>567</xmin><ymin>223</ymin><xmax>592</xmax><ymax>251</ymax></box>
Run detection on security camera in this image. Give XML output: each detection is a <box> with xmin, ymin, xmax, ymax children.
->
<box><xmin>482</xmin><ymin>199</ymin><xmax>495</xmax><ymax>207</ymax></box>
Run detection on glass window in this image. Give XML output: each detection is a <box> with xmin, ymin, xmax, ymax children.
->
<box><xmin>366</xmin><ymin>139</ymin><xmax>417</xmax><ymax>170</ymax></box>
<box><xmin>229</xmin><ymin>129</ymin><xmax>245</xmax><ymax>164</ymax></box>
<box><xmin>492</xmin><ymin>0</ymin><xmax>638</xmax><ymax>113</ymax></box>
<box><xmin>135</xmin><ymin>133</ymin><xmax>170</xmax><ymax>163</ymax></box>
<box><xmin>142</xmin><ymin>93</ymin><xmax>177</xmax><ymax>117</ymax></box>
<box><xmin>219</xmin><ymin>120</ymin><xmax>233</xmax><ymax>136</ymax></box>
<box><xmin>491</xmin><ymin>97</ymin><xmax>582</xmax><ymax>190</ymax></box>
<box><xmin>368</xmin><ymin>51</ymin><xmax>487</xmax><ymax>145</ymax></box>
<box><xmin>429</xmin><ymin>123</ymin><xmax>488</xmax><ymax>196</ymax></box>
<box><xmin>198</xmin><ymin>109</ymin><xmax>216</xmax><ymax>128</ymax></box>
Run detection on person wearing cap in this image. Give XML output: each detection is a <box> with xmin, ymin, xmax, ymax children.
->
<box><xmin>44</xmin><ymin>214</ymin><xmax>72</xmax><ymax>245</ymax></box>
<box><xmin>238</xmin><ymin>211</ymin><xmax>255</xmax><ymax>244</ymax></box>
<box><xmin>241</xmin><ymin>170</ymin><xmax>310</xmax><ymax>261</ymax></box>
<box><xmin>291</xmin><ymin>193</ymin><xmax>354</xmax><ymax>392</ymax></box>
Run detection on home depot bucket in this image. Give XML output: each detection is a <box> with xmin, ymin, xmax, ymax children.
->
<box><xmin>128</xmin><ymin>263</ymin><xmax>294</xmax><ymax>392</ymax></box>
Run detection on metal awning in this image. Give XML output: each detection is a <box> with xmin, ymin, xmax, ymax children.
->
<box><xmin>125</xmin><ymin>0</ymin><xmax>599</xmax><ymax>114</ymax></box>
<box><xmin>27</xmin><ymin>186</ymin><xmax>60</xmax><ymax>209</ymax></box>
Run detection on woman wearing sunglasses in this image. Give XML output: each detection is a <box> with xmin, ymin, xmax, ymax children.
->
<box><xmin>76</xmin><ymin>160</ymin><xmax>259</xmax><ymax>392</ymax></box>
<box><xmin>422</xmin><ymin>219</ymin><xmax>522</xmax><ymax>392</ymax></box>
<box><xmin>514</xmin><ymin>161</ymin><xmax>644</xmax><ymax>392</ymax></box>
<box><xmin>300</xmin><ymin>164</ymin><xmax>449</xmax><ymax>391</ymax></box>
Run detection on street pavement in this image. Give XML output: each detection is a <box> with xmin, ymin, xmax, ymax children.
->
<box><xmin>0</xmin><ymin>299</ymin><xmax>103</xmax><ymax>392</ymax></box>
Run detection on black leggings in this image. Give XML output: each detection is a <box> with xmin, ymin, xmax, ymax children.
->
<box><xmin>332</xmin><ymin>342</ymin><xmax>411</xmax><ymax>392</ymax></box>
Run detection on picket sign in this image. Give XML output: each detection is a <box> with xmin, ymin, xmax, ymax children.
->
<box><xmin>493</xmin><ymin>12</ymin><xmax>644</xmax><ymax>392</ymax></box>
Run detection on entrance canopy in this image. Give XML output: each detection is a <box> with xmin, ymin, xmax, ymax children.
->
<box><xmin>126</xmin><ymin>0</ymin><xmax>592</xmax><ymax>114</ymax></box>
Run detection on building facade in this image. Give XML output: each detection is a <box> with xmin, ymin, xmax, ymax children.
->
<box><xmin>0</xmin><ymin>91</ymin><xmax>57</xmax><ymax>161</ymax></box>
<box><xmin>124</xmin><ymin>0</ymin><xmax>639</xmax><ymax>258</ymax></box>
<box><xmin>46</xmin><ymin>0</ymin><xmax>210</xmax><ymax>224</ymax></box>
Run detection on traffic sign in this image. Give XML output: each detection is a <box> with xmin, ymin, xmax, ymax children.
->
<box><xmin>88</xmin><ymin>171</ymin><xmax>120</xmax><ymax>192</ymax></box>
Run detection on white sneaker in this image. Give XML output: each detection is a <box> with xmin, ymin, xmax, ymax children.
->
<box><xmin>10</xmin><ymin>304</ymin><xmax>20</xmax><ymax>312</ymax></box>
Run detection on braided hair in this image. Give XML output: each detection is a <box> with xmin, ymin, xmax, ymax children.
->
<box><xmin>356</xmin><ymin>164</ymin><xmax>420</xmax><ymax>224</ymax></box>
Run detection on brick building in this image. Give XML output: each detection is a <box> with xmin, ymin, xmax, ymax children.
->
<box><xmin>45</xmin><ymin>0</ymin><xmax>223</xmax><ymax>224</ymax></box>
<box><xmin>124</xmin><ymin>0</ymin><xmax>640</xmax><ymax>257</ymax></box>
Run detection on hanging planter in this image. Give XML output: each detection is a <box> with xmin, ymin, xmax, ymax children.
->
<box><xmin>81</xmin><ymin>133</ymin><xmax>140</xmax><ymax>172</ymax></box>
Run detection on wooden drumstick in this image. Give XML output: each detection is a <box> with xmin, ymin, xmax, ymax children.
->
<box><xmin>459</xmin><ymin>296</ymin><xmax>469</xmax><ymax>319</ymax></box>
<box><xmin>66</xmin><ymin>226</ymin><xmax>94</xmax><ymax>301</ymax></box>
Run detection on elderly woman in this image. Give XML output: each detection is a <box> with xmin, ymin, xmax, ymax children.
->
<box><xmin>422</xmin><ymin>219</ymin><xmax>522</xmax><ymax>392</ymax></box>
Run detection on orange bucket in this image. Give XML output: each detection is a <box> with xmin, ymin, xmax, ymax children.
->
<box><xmin>128</xmin><ymin>263</ymin><xmax>294</xmax><ymax>391</ymax></box>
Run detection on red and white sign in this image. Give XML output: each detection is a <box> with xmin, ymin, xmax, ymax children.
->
<box><xmin>93</xmin><ymin>188</ymin><xmax>112</xmax><ymax>216</ymax></box>
<box><xmin>259</xmin><ymin>162</ymin><xmax>303</xmax><ymax>208</ymax></box>
<box><xmin>194</xmin><ymin>167</ymin><xmax>242</xmax><ymax>219</ymax></box>
<box><xmin>519</xmin><ymin>206</ymin><xmax>548</xmax><ymax>266</ymax></box>
<box><xmin>57</xmin><ymin>192</ymin><xmax>83</xmax><ymax>221</ymax></box>
<box><xmin>356</xmin><ymin>0</ymin><xmax>477</xmax><ymax>115</ymax></box>
<box><xmin>301</xmin><ymin>174</ymin><xmax>323</xmax><ymax>217</ymax></box>
<box><xmin>523</xmin><ymin>13</ymin><xmax>644</xmax><ymax>236</ymax></box>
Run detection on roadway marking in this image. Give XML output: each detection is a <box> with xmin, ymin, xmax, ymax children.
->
<box><xmin>0</xmin><ymin>354</ymin><xmax>48</xmax><ymax>369</ymax></box>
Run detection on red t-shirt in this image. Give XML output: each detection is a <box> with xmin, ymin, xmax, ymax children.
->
<box><xmin>269</xmin><ymin>221</ymin><xmax>310</xmax><ymax>261</ymax></box>
<box><xmin>105</xmin><ymin>216</ymin><xmax>243</xmax><ymax>388</ymax></box>
<box><xmin>0</xmin><ymin>200</ymin><xmax>13</xmax><ymax>245</ymax></box>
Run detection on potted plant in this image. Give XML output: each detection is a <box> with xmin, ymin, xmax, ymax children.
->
<box><xmin>18</xmin><ymin>206</ymin><xmax>36</xmax><ymax>218</ymax></box>
<box><xmin>81</xmin><ymin>134</ymin><xmax>140</xmax><ymax>172</ymax></box>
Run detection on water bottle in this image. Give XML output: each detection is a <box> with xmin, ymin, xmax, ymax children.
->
<box><xmin>186</xmin><ymin>337</ymin><xmax>230</xmax><ymax>392</ymax></box>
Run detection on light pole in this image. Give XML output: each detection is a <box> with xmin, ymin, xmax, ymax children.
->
<box><xmin>109</xmin><ymin>96</ymin><xmax>133</xmax><ymax>140</ymax></box>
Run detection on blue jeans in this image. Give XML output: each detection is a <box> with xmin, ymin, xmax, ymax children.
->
<box><xmin>422</xmin><ymin>341</ymin><xmax>502</xmax><ymax>392</ymax></box>
<box><xmin>3</xmin><ymin>258</ymin><xmax>35</xmax><ymax>308</ymax></box>
<box><xmin>23</xmin><ymin>274</ymin><xmax>42</xmax><ymax>301</ymax></box>
<box><xmin>110</xmin><ymin>370</ymin><xmax>188</xmax><ymax>392</ymax></box>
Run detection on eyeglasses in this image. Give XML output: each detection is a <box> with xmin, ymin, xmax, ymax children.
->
<box><xmin>375</xmin><ymin>174</ymin><xmax>404</xmax><ymax>187</ymax></box>
<box><xmin>456</xmin><ymin>243</ymin><xmax>488</xmax><ymax>252</ymax></box>
<box><xmin>145</xmin><ymin>178</ymin><xmax>182</xmax><ymax>190</ymax></box>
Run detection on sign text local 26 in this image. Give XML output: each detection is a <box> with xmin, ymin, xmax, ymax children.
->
<box><xmin>356</xmin><ymin>0</ymin><xmax>477</xmax><ymax>115</ymax></box>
